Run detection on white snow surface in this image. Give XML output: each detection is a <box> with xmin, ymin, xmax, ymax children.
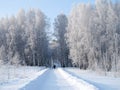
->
<box><xmin>2</xmin><ymin>66</ymin><xmax>119</xmax><ymax>90</ymax></box>
<box><xmin>64</xmin><ymin>68</ymin><xmax>120</xmax><ymax>90</ymax></box>
<box><xmin>0</xmin><ymin>66</ymin><xmax>47</xmax><ymax>90</ymax></box>
<box><xmin>20</xmin><ymin>68</ymin><xmax>98</xmax><ymax>90</ymax></box>
<box><xmin>0</xmin><ymin>66</ymin><xmax>98</xmax><ymax>90</ymax></box>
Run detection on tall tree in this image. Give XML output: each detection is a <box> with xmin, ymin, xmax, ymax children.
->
<box><xmin>66</xmin><ymin>3</ymin><xmax>93</xmax><ymax>69</ymax></box>
<box><xmin>54</xmin><ymin>13</ymin><xmax>70</xmax><ymax>67</ymax></box>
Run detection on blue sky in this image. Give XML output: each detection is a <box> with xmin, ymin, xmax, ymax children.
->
<box><xmin>0</xmin><ymin>0</ymin><xmax>95</xmax><ymax>21</ymax></box>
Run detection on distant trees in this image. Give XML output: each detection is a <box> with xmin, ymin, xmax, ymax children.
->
<box><xmin>54</xmin><ymin>14</ymin><xmax>71</xmax><ymax>67</ymax></box>
<box><xmin>66</xmin><ymin>0</ymin><xmax>120</xmax><ymax>71</ymax></box>
<box><xmin>0</xmin><ymin>8</ymin><xmax>49</xmax><ymax>66</ymax></box>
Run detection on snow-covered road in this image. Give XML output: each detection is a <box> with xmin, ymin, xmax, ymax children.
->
<box><xmin>20</xmin><ymin>68</ymin><xmax>98</xmax><ymax>90</ymax></box>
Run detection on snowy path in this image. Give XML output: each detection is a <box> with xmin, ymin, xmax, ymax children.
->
<box><xmin>20</xmin><ymin>68</ymin><xmax>98</xmax><ymax>90</ymax></box>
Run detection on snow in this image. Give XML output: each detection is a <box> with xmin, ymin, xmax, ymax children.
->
<box><xmin>64</xmin><ymin>68</ymin><xmax>120</xmax><ymax>90</ymax></box>
<box><xmin>0</xmin><ymin>66</ymin><xmax>47</xmax><ymax>90</ymax></box>
<box><xmin>1</xmin><ymin>67</ymin><xmax>119</xmax><ymax>90</ymax></box>
<box><xmin>21</xmin><ymin>68</ymin><xmax>97</xmax><ymax>90</ymax></box>
<box><xmin>58</xmin><ymin>68</ymin><xmax>98</xmax><ymax>90</ymax></box>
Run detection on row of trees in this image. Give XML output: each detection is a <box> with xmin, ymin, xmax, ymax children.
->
<box><xmin>66</xmin><ymin>0</ymin><xmax>120</xmax><ymax>71</ymax></box>
<box><xmin>0</xmin><ymin>0</ymin><xmax>119</xmax><ymax>72</ymax></box>
<box><xmin>0</xmin><ymin>9</ymin><xmax>49</xmax><ymax>66</ymax></box>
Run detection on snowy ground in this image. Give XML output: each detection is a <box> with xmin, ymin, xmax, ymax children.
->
<box><xmin>0</xmin><ymin>66</ymin><xmax>46</xmax><ymax>90</ymax></box>
<box><xmin>0</xmin><ymin>66</ymin><xmax>98</xmax><ymax>90</ymax></box>
<box><xmin>20</xmin><ymin>68</ymin><xmax>97</xmax><ymax>90</ymax></box>
<box><xmin>64</xmin><ymin>68</ymin><xmax>120</xmax><ymax>90</ymax></box>
<box><xmin>0</xmin><ymin>67</ymin><xmax>119</xmax><ymax>90</ymax></box>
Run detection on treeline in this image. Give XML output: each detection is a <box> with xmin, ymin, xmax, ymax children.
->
<box><xmin>0</xmin><ymin>9</ymin><xmax>49</xmax><ymax>66</ymax></box>
<box><xmin>66</xmin><ymin>0</ymin><xmax>120</xmax><ymax>71</ymax></box>
<box><xmin>0</xmin><ymin>0</ymin><xmax>120</xmax><ymax>72</ymax></box>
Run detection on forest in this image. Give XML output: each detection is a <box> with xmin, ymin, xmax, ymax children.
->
<box><xmin>0</xmin><ymin>0</ymin><xmax>120</xmax><ymax>73</ymax></box>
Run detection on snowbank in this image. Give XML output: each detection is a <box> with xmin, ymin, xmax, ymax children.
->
<box><xmin>64</xmin><ymin>68</ymin><xmax>120</xmax><ymax>90</ymax></box>
<box><xmin>0</xmin><ymin>66</ymin><xmax>47</xmax><ymax>90</ymax></box>
<box><xmin>58</xmin><ymin>68</ymin><xmax>98</xmax><ymax>90</ymax></box>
